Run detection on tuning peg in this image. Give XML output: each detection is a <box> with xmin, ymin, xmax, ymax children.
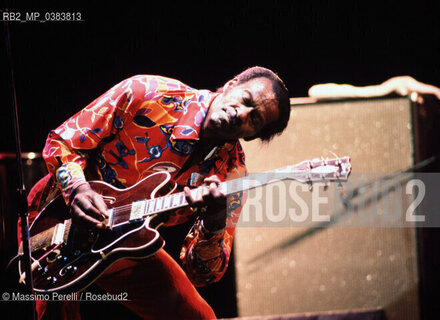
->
<box><xmin>329</xmin><ymin>151</ymin><xmax>340</xmax><ymax>159</ymax></box>
<box><xmin>323</xmin><ymin>183</ymin><xmax>329</xmax><ymax>191</ymax></box>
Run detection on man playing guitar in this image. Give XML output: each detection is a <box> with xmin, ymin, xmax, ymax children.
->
<box><xmin>24</xmin><ymin>66</ymin><xmax>291</xmax><ymax>319</ymax></box>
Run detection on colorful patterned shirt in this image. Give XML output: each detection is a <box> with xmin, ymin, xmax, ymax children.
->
<box><xmin>42</xmin><ymin>75</ymin><xmax>246</xmax><ymax>286</ymax></box>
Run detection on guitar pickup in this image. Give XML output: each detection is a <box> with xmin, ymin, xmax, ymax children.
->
<box><xmin>129</xmin><ymin>201</ymin><xmax>146</xmax><ymax>221</ymax></box>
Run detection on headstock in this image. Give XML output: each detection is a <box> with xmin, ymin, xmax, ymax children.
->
<box><xmin>281</xmin><ymin>157</ymin><xmax>351</xmax><ymax>183</ymax></box>
<box><xmin>222</xmin><ymin>157</ymin><xmax>352</xmax><ymax>195</ymax></box>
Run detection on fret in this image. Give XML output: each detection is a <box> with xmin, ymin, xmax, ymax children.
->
<box><xmin>180</xmin><ymin>192</ymin><xmax>186</xmax><ymax>206</ymax></box>
<box><xmin>148</xmin><ymin>199</ymin><xmax>156</xmax><ymax>213</ymax></box>
<box><xmin>224</xmin><ymin>176</ymin><xmax>265</xmax><ymax>195</ymax></box>
<box><xmin>144</xmin><ymin>199</ymin><xmax>151</xmax><ymax>214</ymax></box>
<box><xmin>155</xmin><ymin>197</ymin><xmax>164</xmax><ymax>212</ymax></box>
<box><xmin>172</xmin><ymin>193</ymin><xmax>180</xmax><ymax>207</ymax></box>
<box><xmin>142</xmin><ymin>193</ymin><xmax>187</xmax><ymax>216</ymax></box>
<box><xmin>115</xmin><ymin>157</ymin><xmax>350</xmax><ymax>221</ymax></box>
<box><xmin>163</xmin><ymin>195</ymin><xmax>171</xmax><ymax>209</ymax></box>
<box><xmin>223</xmin><ymin>180</ymin><xmax>234</xmax><ymax>194</ymax></box>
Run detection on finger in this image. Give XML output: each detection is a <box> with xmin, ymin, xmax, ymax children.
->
<box><xmin>209</xmin><ymin>182</ymin><xmax>226</xmax><ymax>204</ymax></box>
<box><xmin>184</xmin><ymin>186</ymin><xmax>197</xmax><ymax>206</ymax></box>
<box><xmin>201</xmin><ymin>185</ymin><xmax>211</xmax><ymax>203</ymax></box>
<box><xmin>192</xmin><ymin>186</ymin><xmax>206</xmax><ymax>207</ymax></box>
<box><xmin>91</xmin><ymin>194</ymin><xmax>108</xmax><ymax>218</ymax></box>
<box><xmin>71</xmin><ymin>207</ymin><xmax>105</xmax><ymax>229</ymax></box>
<box><xmin>204</xmin><ymin>175</ymin><xmax>221</xmax><ymax>185</ymax></box>
<box><xmin>74</xmin><ymin>194</ymin><xmax>106</xmax><ymax>221</ymax></box>
<box><xmin>185</xmin><ymin>186</ymin><xmax>207</xmax><ymax>207</ymax></box>
<box><xmin>82</xmin><ymin>199</ymin><xmax>106</xmax><ymax>221</ymax></box>
<box><xmin>200</xmin><ymin>184</ymin><xmax>225</xmax><ymax>214</ymax></box>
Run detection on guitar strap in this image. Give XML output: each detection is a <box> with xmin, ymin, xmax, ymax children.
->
<box><xmin>174</xmin><ymin>145</ymin><xmax>219</xmax><ymax>185</ymax></box>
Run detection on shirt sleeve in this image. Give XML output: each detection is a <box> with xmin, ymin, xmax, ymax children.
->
<box><xmin>42</xmin><ymin>76</ymin><xmax>147</xmax><ymax>202</ymax></box>
<box><xmin>180</xmin><ymin>142</ymin><xmax>247</xmax><ymax>286</ymax></box>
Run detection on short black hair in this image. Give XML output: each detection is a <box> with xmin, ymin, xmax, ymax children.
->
<box><xmin>233</xmin><ymin>66</ymin><xmax>290</xmax><ymax>142</ymax></box>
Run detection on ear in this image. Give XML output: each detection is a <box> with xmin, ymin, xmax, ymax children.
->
<box><xmin>223</xmin><ymin>77</ymin><xmax>239</xmax><ymax>92</ymax></box>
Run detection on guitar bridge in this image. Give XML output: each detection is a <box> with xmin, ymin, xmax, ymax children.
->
<box><xmin>105</xmin><ymin>208</ymin><xmax>114</xmax><ymax>230</ymax></box>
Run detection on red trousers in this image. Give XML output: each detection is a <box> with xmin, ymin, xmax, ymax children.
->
<box><xmin>35</xmin><ymin>249</ymin><xmax>216</xmax><ymax>319</ymax></box>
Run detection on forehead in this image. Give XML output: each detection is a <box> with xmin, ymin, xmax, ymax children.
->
<box><xmin>239</xmin><ymin>77</ymin><xmax>279</xmax><ymax>123</ymax></box>
<box><xmin>239</xmin><ymin>77</ymin><xmax>276</xmax><ymax>98</ymax></box>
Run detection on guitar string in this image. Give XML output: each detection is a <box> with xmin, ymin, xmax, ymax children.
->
<box><xmin>109</xmin><ymin>192</ymin><xmax>187</xmax><ymax>218</ymax></box>
<box><xmin>111</xmin><ymin>192</ymin><xmax>186</xmax><ymax>212</ymax></box>
<box><xmin>108</xmin><ymin>172</ymin><xmax>323</xmax><ymax>217</ymax></box>
<box><xmin>107</xmin><ymin>160</ymin><xmax>347</xmax><ymax>219</ymax></box>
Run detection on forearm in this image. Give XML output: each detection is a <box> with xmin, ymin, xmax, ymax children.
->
<box><xmin>55</xmin><ymin>162</ymin><xmax>88</xmax><ymax>202</ymax></box>
<box><xmin>308</xmin><ymin>76</ymin><xmax>440</xmax><ymax>99</ymax></box>
<box><xmin>308</xmin><ymin>83</ymin><xmax>391</xmax><ymax>98</ymax></box>
<box><xmin>181</xmin><ymin>219</ymin><xmax>230</xmax><ymax>287</ymax></box>
<box><xmin>181</xmin><ymin>191</ymin><xmax>244</xmax><ymax>286</ymax></box>
<box><xmin>181</xmin><ymin>141</ymin><xmax>247</xmax><ymax>286</ymax></box>
<box><xmin>43</xmin><ymin>76</ymin><xmax>142</xmax><ymax>200</ymax></box>
<box><xmin>43</xmin><ymin>130</ymin><xmax>89</xmax><ymax>203</ymax></box>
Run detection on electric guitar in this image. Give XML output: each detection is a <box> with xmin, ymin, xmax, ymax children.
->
<box><xmin>18</xmin><ymin>157</ymin><xmax>351</xmax><ymax>293</ymax></box>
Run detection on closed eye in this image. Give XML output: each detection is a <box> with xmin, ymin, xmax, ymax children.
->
<box><xmin>243</xmin><ymin>90</ymin><xmax>254</xmax><ymax>107</ymax></box>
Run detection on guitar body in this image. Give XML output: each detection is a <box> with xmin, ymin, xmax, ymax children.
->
<box><xmin>19</xmin><ymin>171</ymin><xmax>176</xmax><ymax>293</ymax></box>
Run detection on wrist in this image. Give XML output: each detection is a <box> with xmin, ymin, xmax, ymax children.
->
<box><xmin>69</xmin><ymin>181</ymin><xmax>90</xmax><ymax>203</ymax></box>
<box><xmin>201</xmin><ymin>219</ymin><xmax>225</xmax><ymax>235</ymax></box>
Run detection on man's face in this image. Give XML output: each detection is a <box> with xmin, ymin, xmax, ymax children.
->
<box><xmin>202</xmin><ymin>77</ymin><xmax>279</xmax><ymax>142</ymax></box>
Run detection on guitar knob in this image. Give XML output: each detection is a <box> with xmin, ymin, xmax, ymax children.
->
<box><xmin>66</xmin><ymin>265</ymin><xmax>77</xmax><ymax>275</ymax></box>
<box><xmin>38</xmin><ymin>266</ymin><xmax>48</xmax><ymax>275</ymax></box>
<box><xmin>46</xmin><ymin>276</ymin><xmax>58</xmax><ymax>285</ymax></box>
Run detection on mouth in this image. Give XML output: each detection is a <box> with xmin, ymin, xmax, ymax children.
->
<box><xmin>208</xmin><ymin>106</ymin><xmax>240</xmax><ymax>135</ymax></box>
<box><xmin>222</xmin><ymin>106</ymin><xmax>239</xmax><ymax>127</ymax></box>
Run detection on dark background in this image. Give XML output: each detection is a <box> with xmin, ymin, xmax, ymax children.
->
<box><xmin>1</xmin><ymin>1</ymin><xmax>440</xmax><ymax>319</ymax></box>
<box><xmin>1</xmin><ymin>1</ymin><xmax>440</xmax><ymax>153</ymax></box>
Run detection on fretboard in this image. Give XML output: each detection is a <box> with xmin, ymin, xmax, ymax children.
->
<box><xmin>126</xmin><ymin>158</ymin><xmax>350</xmax><ymax>222</ymax></box>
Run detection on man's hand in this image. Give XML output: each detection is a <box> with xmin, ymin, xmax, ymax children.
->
<box><xmin>69</xmin><ymin>183</ymin><xmax>108</xmax><ymax>229</ymax></box>
<box><xmin>309</xmin><ymin>75</ymin><xmax>440</xmax><ymax>100</ymax></box>
<box><xmin>184</xmin><ymin>175</ymin><xmax>227</xmax><ymax>232</ymax></box>
<box><xmin>382</xmin><ymin>76</ymin><xmax>440</xmax><ymax>99</ymax></box>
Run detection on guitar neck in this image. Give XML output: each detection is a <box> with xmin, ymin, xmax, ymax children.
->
<box><xmin>128</xmin><ymin>157</ymin><xmax>350</xmax><ymax>221</ymax></box>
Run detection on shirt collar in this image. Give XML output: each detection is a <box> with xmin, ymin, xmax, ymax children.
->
<box><xmin>171</xmin><ymin>90</ymin><xmax>219</xmax><ymax>141</ymax></box>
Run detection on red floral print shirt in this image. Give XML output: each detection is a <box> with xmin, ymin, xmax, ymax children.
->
<box><xmin>42</xmin><ymin>75</ymin><xmax>247</xmax><ymax>286</ymax></box>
